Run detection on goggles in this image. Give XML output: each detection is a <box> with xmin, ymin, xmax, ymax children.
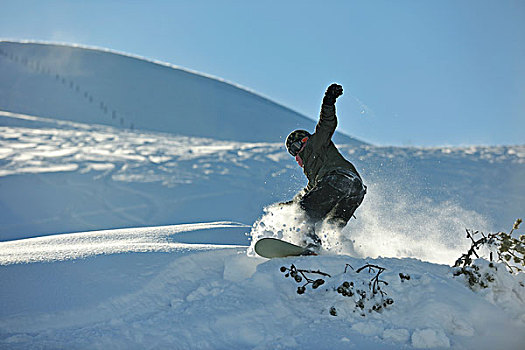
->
<box><xmin>288</xmin><ymin>137</ymin><xmax>308</xmax><ymax>156</ymax></box>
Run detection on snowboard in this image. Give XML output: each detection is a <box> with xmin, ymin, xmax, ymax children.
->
<box><xmin>254</xmin><ymin>238</ymin><xmax>317</xmax><ymax>259</ymax></box>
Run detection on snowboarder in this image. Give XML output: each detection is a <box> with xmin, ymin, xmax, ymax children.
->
<box><xmin>283</xmin><ymin>83</ymin><xmax>366</xmax><ymax>249</ymax></box>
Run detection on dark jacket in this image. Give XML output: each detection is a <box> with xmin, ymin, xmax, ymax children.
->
<box><xmin>299</xmin><ymin>104</ymin><xmax>360</xmax><ymax>192</ymax></box>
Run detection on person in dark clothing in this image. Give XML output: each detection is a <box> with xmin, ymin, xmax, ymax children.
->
<box><xmin>283</xmin><ymin>83</ymin><xmax>366</xmax><ymax>248</ymax></box>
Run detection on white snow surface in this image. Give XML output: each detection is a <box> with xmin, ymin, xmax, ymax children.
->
<box><xmin>2</xmin><ymin>231</ymin><xmax>525</xmax><ymax>349</ymax></box>
<box><xmin>1</xmin><ymin>42</ymin><xmax>525</xmax><ymax>349</ymax></box>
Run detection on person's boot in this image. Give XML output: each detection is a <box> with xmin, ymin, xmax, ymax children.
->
<box><xmin>302</xmin><ymin>225</ymin><xmax>321</xmax><ymax>253</ymax></box>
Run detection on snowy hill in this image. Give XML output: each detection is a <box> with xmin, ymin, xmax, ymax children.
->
<box><xmin>0</xmin><ymin>41</ymin><xmax>360</xmax><ymax>144</ymax></box>
<box><xmin>1</xmin><ymin>41</ymin><xmax>524</xmax><ymax>349</ymax></box>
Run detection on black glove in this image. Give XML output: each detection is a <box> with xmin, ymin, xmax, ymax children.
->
<box><xmin>323</xmin><ymin>83</ymin><xmax>343</xmax><ymax>105</ymax></box>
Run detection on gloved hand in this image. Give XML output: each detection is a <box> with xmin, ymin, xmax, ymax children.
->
<box><xmin>323</xmin><ymin>83</ymin><xmax>343</xmax><ymax>105</ymax></box>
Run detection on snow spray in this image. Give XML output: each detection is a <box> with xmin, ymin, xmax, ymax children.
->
<box><xmin>248</xmin><ymin>180</ymin><xmax>489</xmax><ymax>265</ymax></box>
<box><xmin>247</xmin><ymin>203</ymin><xmax>317</xmax><ymax>256</ymax></box>
<box><xmin>337</xmin><ymin>180</ymin><xmax>490</xmax><ymax>265</ymax></box>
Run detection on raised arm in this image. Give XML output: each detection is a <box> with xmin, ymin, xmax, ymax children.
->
<box><xmin>313</xmin><ymin>83</ymin><xmax>343</xmax><ymax>148</ymax></box>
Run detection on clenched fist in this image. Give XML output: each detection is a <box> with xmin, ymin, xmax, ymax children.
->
<box><xmin>323</xmin><ymin>83</ymin><xmax>343</xmax><ymax>105</ymax></box>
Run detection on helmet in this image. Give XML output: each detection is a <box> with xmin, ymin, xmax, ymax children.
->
<box><xmin>286</xmin><ymin>129</ymin><xmax>311</xmax><ymax>156</ymax></box>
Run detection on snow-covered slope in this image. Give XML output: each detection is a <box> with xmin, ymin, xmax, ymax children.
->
<box><xmin>0</xmin><ymin>41</ymin><xmax>360</xmax><ymax>144</ymax></box>
<box><xmin>1</xmin><ymin>42</ymin><xmax>524</xmax><ymax>349</ymax></box>
<box><xmin>1</xmin><ymin>223</ymin><xmax>524</xmax><ymax>349</ymax></box>
<box><xmin>1</xmin><ymin>110</ymin><xmax>523</xmax><ymax>244</ymax></box>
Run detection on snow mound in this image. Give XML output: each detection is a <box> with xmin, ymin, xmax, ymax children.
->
<box><xmin>1</xmin><ymin>237</ymin><xmax>524</xmax><ymax>349</ymax></box>
<box><xmin>0</xmin><ymin>221</ymin><xmax>249</xmax><ymax>265</ymax></box>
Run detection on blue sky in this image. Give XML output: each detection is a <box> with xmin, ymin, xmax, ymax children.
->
<box><xmin>1</xmin><ymin>0</ymin><xmax>524</xmax><ymax>146</ymax></box>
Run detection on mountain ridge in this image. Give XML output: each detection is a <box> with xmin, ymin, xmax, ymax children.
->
<box><xmin>0</xmin><ymin>40</ymin><xmax>364</xmax><ymax>145</ymax></box>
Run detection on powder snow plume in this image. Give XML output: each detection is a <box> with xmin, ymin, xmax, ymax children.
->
<box><xmin>248</xmin><ymin>180</ymin><xmax>489</xmax><ymax>265</ymax></box>
<box><xmin>247</xmin><ymin>203</ymin><xmax>312</xmax><ymax>256</ymax></box>
<box><xmin>343</xmin><ymin>180</ymin><xmax>490</xmax><ymax>264</ymax></box>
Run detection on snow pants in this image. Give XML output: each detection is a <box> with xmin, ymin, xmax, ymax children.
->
<box><xmin>300</xmin><ymin>169</ymin><xmax>366</xmax><ymax>230</ymax></box>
